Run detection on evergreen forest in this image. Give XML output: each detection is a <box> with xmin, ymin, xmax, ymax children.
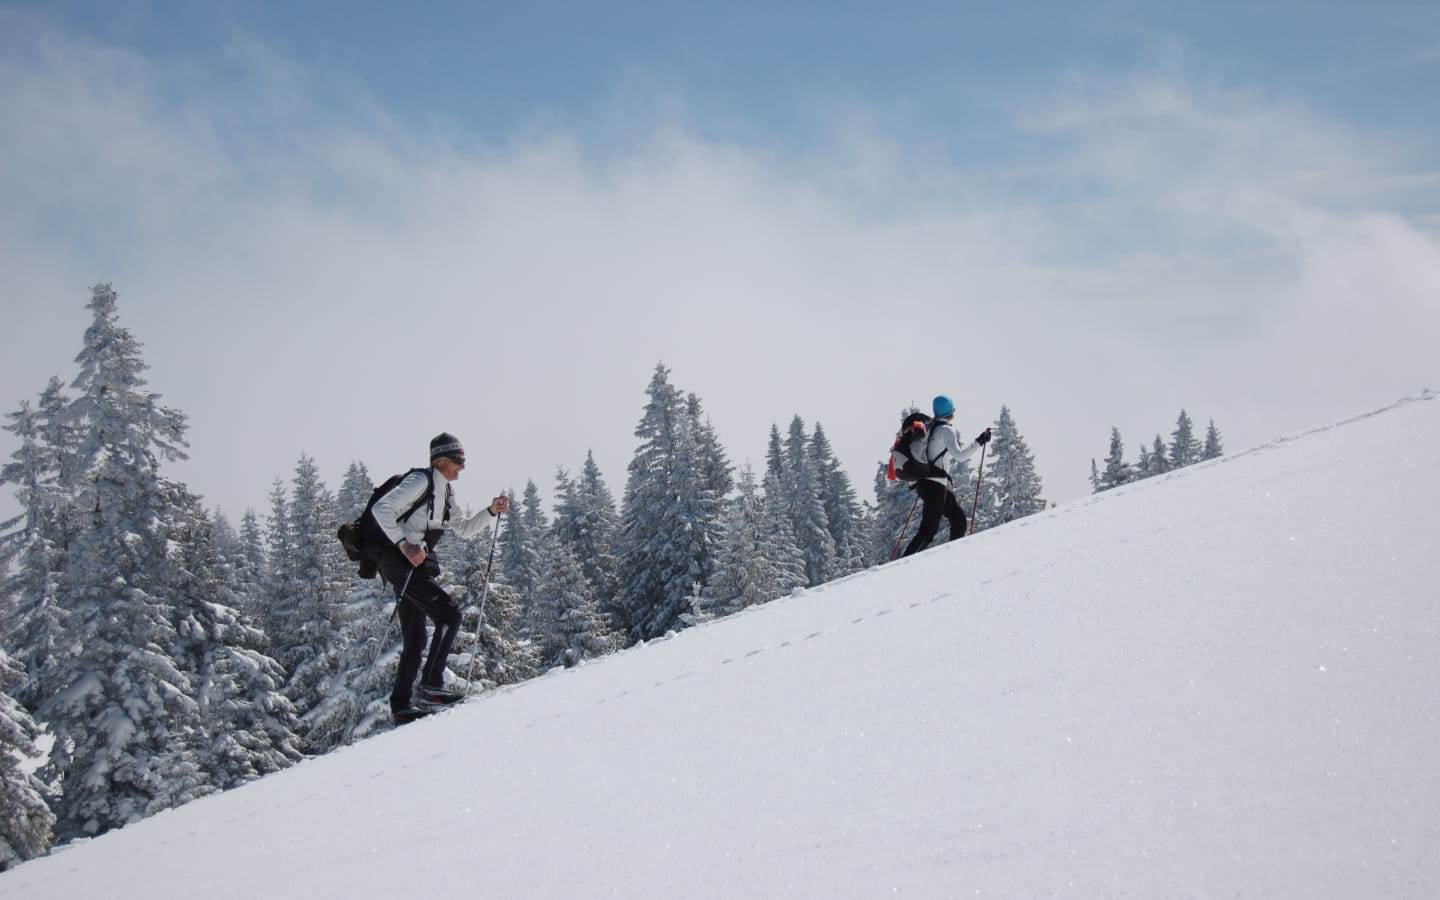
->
<box><xmin>7</xmin><ymin>282</ymin><xmax>1202</xmax><ymax>866</ymax></box>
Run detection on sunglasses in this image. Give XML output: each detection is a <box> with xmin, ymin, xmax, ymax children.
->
<box><xmin>443</xmin><ymin>454</ymin><xmax>466</xmax><ymax>465</ymax></box>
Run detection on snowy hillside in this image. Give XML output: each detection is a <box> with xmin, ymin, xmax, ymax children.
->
<box><xmin>2</xmin><ymin>393</ymin><xmax>1437</xmax><ymax>899</ymax></box>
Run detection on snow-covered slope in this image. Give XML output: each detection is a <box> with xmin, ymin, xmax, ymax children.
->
<box><xmin>4</xmin><ymin>393</ymin><xmax>1438</xmax><ymax>899</ymax></box>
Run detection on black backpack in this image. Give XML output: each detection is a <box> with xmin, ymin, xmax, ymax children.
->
<box><xmin>886</xmin><ymin>412</ymin><xmax>948</xmax><ymax>483</ymax></box>
<box><xmin>336</xmin><ymin>468</ymin><xmax>446</xmax><ymax>578</ymax></box>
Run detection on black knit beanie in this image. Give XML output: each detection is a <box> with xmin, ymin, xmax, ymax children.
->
<box><xmin>430</xmin><ymin>432</ymin><xmax>464</xmax><ymax>460</ymax></box>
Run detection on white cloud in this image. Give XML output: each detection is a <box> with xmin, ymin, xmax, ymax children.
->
<box><xmin>1</xmin><ymin>15</ymin><xmax>1436</xmax><ymax>526</ymax></box>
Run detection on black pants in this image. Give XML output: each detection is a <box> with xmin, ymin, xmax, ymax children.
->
<box><xmin>902</xmin><ymin>479</ymin><xmax>967</xmax><ymax>557</ymax></box>
<box><xmin>378</xmin><ymin>549</ymin><xmax>462</xmax><ymax>712</ymax></box>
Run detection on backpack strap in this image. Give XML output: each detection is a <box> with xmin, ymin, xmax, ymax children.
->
<box><xmin>396</xmin><ymin>468</ymin><xmax>436</xmax><ymax>524</ymax></box>
<box><xmin>924</xmin><ymin>423</ymin><xmax>950</xmax><ymax>479</ymax></box>
<box><xmin>395</xmin><ymin>468</ymin><xmax>455</xmax><ymax>527</ymax></box>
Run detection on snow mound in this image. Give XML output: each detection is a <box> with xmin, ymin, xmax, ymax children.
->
<box><xmin>3</xmin><ymin>392</ymin><xmax>1438</xmax><ymax>899</ymax></box>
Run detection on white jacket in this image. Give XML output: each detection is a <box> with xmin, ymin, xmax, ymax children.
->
<box><xmin>921</xmin><ymin>420</ymin><xmax>982</xmax><ymax>485</ymax></box>
<box><xmin>372</xmin><ymin>467</ymin><xmax>499</xmax><ymax>548</ymax></box>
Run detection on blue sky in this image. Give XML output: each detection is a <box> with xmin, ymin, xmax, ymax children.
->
<box><xmin>2</xmin><ymin>0</ymin><xmax>1437</xmax><ymax>522</ymax></box>
<box><xmin>26</xmin><ymin>1</ymin><xmax>1438</xmax><ymax>145</ymax></box>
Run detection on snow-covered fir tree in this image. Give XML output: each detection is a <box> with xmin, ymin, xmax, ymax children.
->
<box><xmin>617</xmin><ymin>364</ymin><xmax>725</xmax><ymax>643</ymax></box>
<box><xmin>810</xmin><ymin>423</ymin><xmax>870</xmax><ymax>577</ymax></box>
<box><xmin>1169</xmin><ymin>409</ymin><xmax>1203</xmax><ymax>469</ymax></box>
<box><xmin>259</xmin><ymin>478</ymin><xmax>291</xmax><ymax>644</ymax></box>
<box><xmin>164</xmin><ymin>486</ymin><xmax>302</xmax><ymax>786</ymax></box>
<box><xmin>1203</xmin><ymin>419</ymin><xmax>1224</xmax><ymax>460</ymax></box>
<box><xmin>446</xmin><ymin>528</ymin><xmax>537</xmax><ymax>691</ymax></box>
<box><xmin>1094</xmin><ymin>427</ymin><xmax>1135</xmax><ymax>492</ymax></box>
<box><xmin>300</xmin><ymin>579</ymin><xmax>398</xmax><ymax>744</ymax></box>
<box><xmin>765</xmin><ymin>424</ymin><xmax>786</xmax><ymax>481</ymax></box>
<box><xmin>1147</xmin><ymin>435</ymin><xmax>1170</xmax><ymax>478</ymax></box>
<box><xmin>272</xmin><ymin>455</ymin><xmax>350</xmax><ymax>751</ymax></box>
<box><xmin>871</xmin><ymin>461</ymin><xmax>921</xmax><ymax>564</ymax></box>
<box><xmin>780</xmin><ymin>416</ymin><xmax>837</xmax><ymax>586</ymax></box>
<box><xmin>233</xmin><ymin>508</ymin><xmax>268</xmax><ymax>622</ymax></box>
<box><xmin>694</xmin><ymin>475</ymin><xmax>754</xmax><ymax>622</ymax></box>
<box><xmin>499</xmin><ymin>481</ymin><xmax>547</xmax><ymax>610</ymax></box>
<box><xmin>1103</xmin><ymin>412</ymin><xmax>1223</xmax><ymax>484</ymax></box>
<box><xmin>39</xmin><ymin>283</ymin><xmax>205</xmax><ymax>839</ymax></box>
<box><xmin>208</xmin><ymin>509</ymin><xmax>240</xmax><ymax>572</ymax></box>
<box><xmin>0</xmin><ymin>646</ymin><xmax>54</xmax><ymax>870</ymax></box>
<box><xmin>1135</xmin><ymin>443</ymin><xmax>1153</xmax><ymax>478</ymax></box>
<box><xmin>702</xmin><ymin>466</ymin><xmax>806</xmax><ymax>619</ymax></box>
<box><xmin>760</xmin><ymin>470</ymin><xmax>809</xmax><ymax>590</ymax></box>
<box><xmin>1</xmin><ymin>382</ymin><xmax>76</xmax><ymax>710</ymax></box>
<box><xmin>336</xmin><ymin>460</ymin><xmax>374</xmax><ymax>522</ymax></box>
<box><xmin>551</xmin><ymin>453</ymin><xmax>621</xmax><ymax>624</ymax></box>
<box><xmin>986</xmin><ymin>406</ymin><xmax>1046</xmax><ymax>525</ymax></box>
<box><xmin>531</xmin><ymin>536</ymin><xmax>619</xmax><ymax>670</ymax></box>
<box><xmin>686</xmin><ymin>393</ymin><xmax>734</xmax><ymax>504</ymax></box>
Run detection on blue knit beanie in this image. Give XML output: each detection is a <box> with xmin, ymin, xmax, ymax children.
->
<box><xmin>932</xmin><ymin>395</ymin><xmax>955</xmax><ymax>418</ymax></box>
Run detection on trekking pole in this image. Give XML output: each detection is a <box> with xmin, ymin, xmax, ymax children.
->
<box><xmin>390</xmin><ymin>566</ymin><xmax>415</xmax><ymax>621</ymax></box>
<box><xmin>463</xmin><ymin>511</ymin><xmax>504</xmax><ymax>697</ymax></box>
<box><xmin>889</xmin><ymin>493</ymin><xmax>921</xmax><ymax>561</ymax></box>
<box><xmin>968</xmin><ymin>443</ymin><xmax>988</xmax><ymax>536</ymax></box>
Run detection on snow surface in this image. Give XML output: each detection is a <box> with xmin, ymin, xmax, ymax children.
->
<box><xmin>4</xmin><ymin>393</ymin><xmax>1438</xmax><ymax>898</ymax></box>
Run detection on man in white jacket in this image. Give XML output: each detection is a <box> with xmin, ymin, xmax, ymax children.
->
<box><xmin>372</xmin><ymin>432</ymin><xmax>510</xmax><ymax>724</ymax></box>
<box><xmin>901</xmin><ymin>396</ymin><xmax>990</xmax><ymax>557</ymax></box>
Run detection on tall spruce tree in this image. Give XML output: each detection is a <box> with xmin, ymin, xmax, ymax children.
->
<box><xmin>1147</xmin><ymin>435</ymin><xmax>1170</xmax><ymax>477</ymax></box>
<box><xmin>259</xmin><ymin>479</ymin><xmax>291</xmax><ymax>647</ymax></box>
<box><xmin>703</xmin><ymin>466</ymin><xmax>806</xmax><ymax>619</ymax></box>
<box><xmin>1096</xmin><ymin>427</ymin><xmax>1135</xmax><ymax>492</ymax></box>
<box><xmin>552</xmin><ymin>454</ymin><xmax>621</xmax><ymax>626</ymax></box>
<box><xmin>299</xmin><ymin>580</ymin><xmax>397</xmax><ymax>745</ymax></box>
<box><xmin>687</xmin><ymin>394</ymin><xmax>734</xmax><ymax>502</ymax></box>
<box><xmin>336</xmin><ymin>461</ymin><xmax>374</xmax><ymax>522</ymax></box>
<box><xmin>234</xmin><ymin>509</ymin><xmax>268</xmax><ymax>621</ymax></box>
<box><xmin>1203</xmin><ymin>420</ymin><xmax>1225</xmax><ymax>460</ymax></box>
<box><xmin>164</xmin><ymin>487</ymin><xmax>302</xmax><ymax>785</ymax></box>
<box><xmin>1169</xmin><ymin>410</ymin><xmax>1203</xmax><ymax>469</ymax></box>
<box><xmin>617</xmin><ymin>364</ymin><xmax>723</xmax><ymax>642</ymax></box>
<box><xmin>447</xmin><ymin>529</ymin><xmax>536</xmax><ymax>691</ymax></box>
<box><xmin>1</xmin><ymin>383</ymin><xmax>77</xmax><ymax>710</ymax></box>
<box><xmin>781</xmin><ymin>416</ymin><xmax>837</xmax><ymax>586</ymax></box>
<box><xmin>40</xmin><ymin>283</ymin><xmax>203</xmax><ymax>839</ymax></box>
<box><xmin>987</xmin><ymin>406</ymin><xmax>1046</xmax><ymax>525</ymax></box>
<box><xmin>760</xmin><ymin>470</ymin><xmax>809</xmax><ymax>590</ymax></box>
<box><xmin>499</xmin><ymin>482</ymin><xmax>546</xmax><ymax>608</ymax></box>
<box><xmin>532</xmin><ymin>536</ymin><xmax>619</xmax><ymax>670</ymax></box>
<box><xmin>810</xmin><ymin>423</ymin><xmax>869</xmax><ymax>577</ymax></box>
<box><xmin>273</xmin><ymin>455</ymin><xmax>349</xmax><ymax>750</ymax></box>
<box><xmin>765</xmin><ymin>424</ymin><xmax>785</xmax><ymax>481</ymax></box>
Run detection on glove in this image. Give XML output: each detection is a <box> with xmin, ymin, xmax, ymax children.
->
<box><xmin>975</xmin><ymin>428</ymin><xmax>991</xmax><ymax>446</ymax></box>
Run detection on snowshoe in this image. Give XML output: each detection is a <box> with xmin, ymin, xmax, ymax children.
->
<box><xmin>417</xmin><ymin>685</ymin><xmax>465</xmax><ymax>707</ymax></box>
<box><xmin>392</xmin><ymin>706</ymin><xmax>433</xmax><ymax>726</ymax></box>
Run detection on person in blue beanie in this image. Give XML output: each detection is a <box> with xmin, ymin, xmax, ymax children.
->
<box><xmin>902</xmin><ymin>395</ymin><xmax>991</xmax><ymax>557</ymax></box>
